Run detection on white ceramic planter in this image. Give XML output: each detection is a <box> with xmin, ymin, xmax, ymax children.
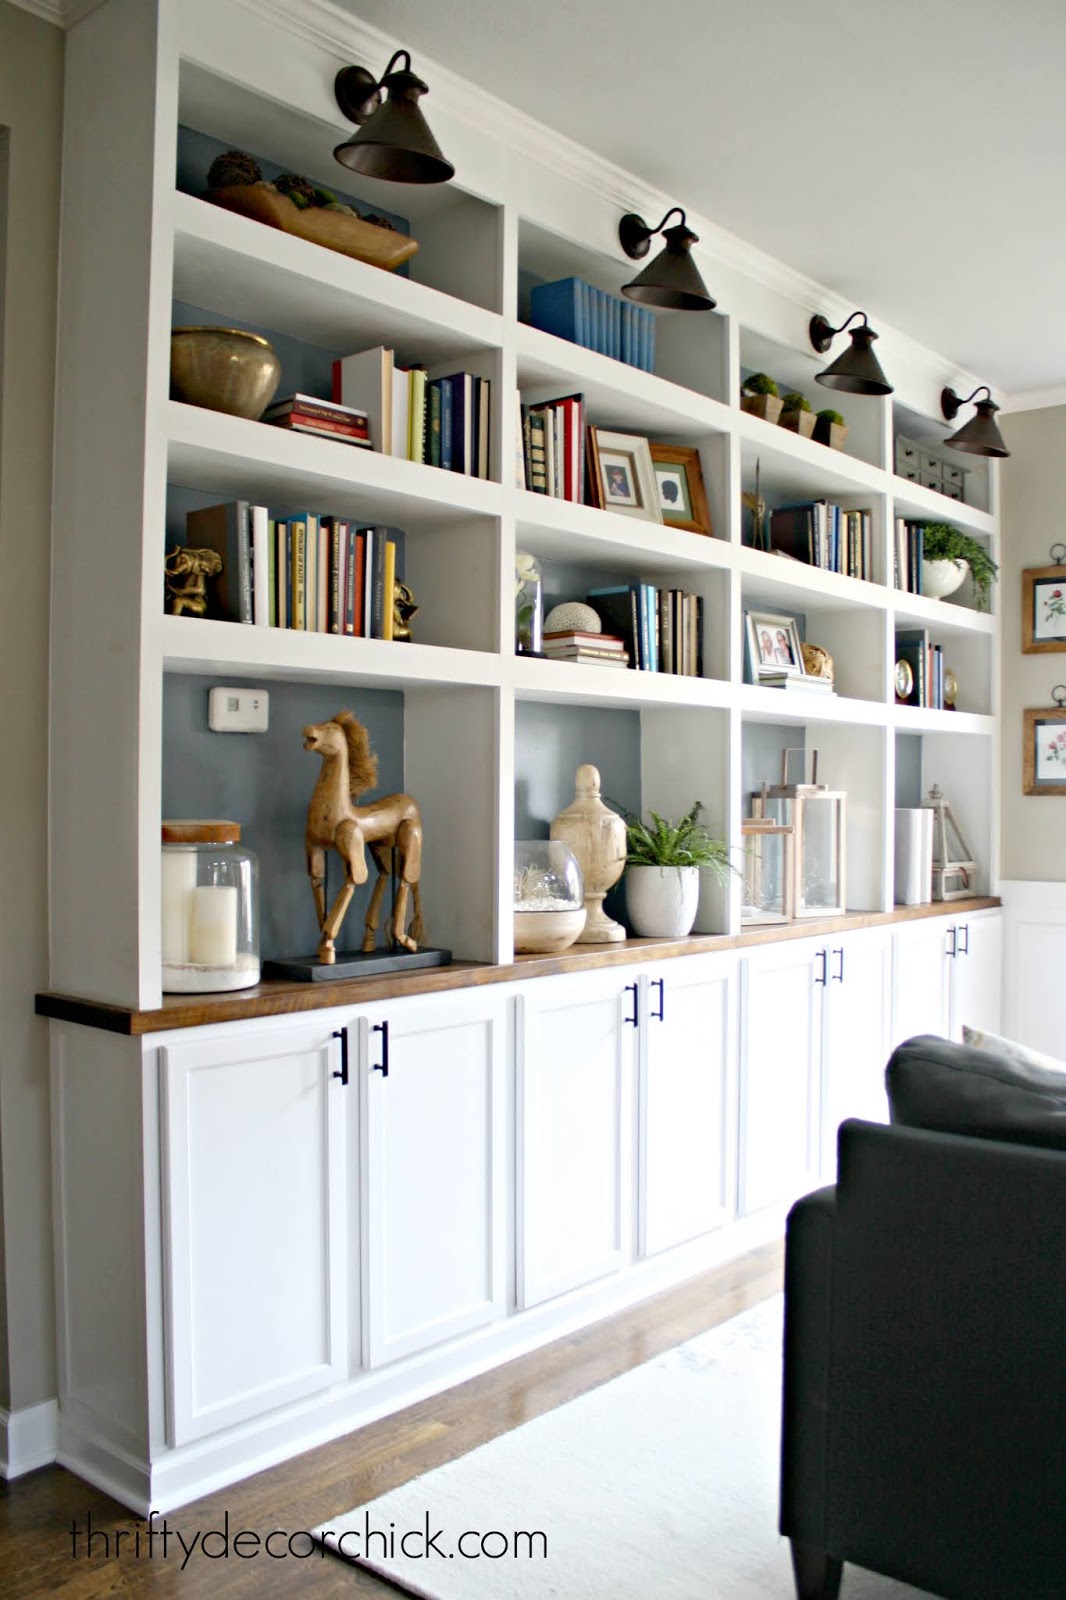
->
<box><xmin>920</xmin><ymin>558</ymin><xmax>968</xmax><ymax>601</ymax></box>
<box><xmin>625</xmin><ymin>865</ymin><xmax>700</xmax><ymax>938</ymax></box>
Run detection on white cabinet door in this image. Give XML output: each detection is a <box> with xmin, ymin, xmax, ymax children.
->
<box><xmin>820</xmin><ymin>927</ymin><xmax>893</xmax><ymax>1178</ymax></box>
<box><xmin>950</xmin><ymin>912</ymin><xmax>1003</xmax><ymax>1040</ymax></box>
<box><xmin>359</xmin><ymin>988</ymin><xmax>507</xmax><ymax>1369</ymax></box>
<box><xmin>739</xmin><ymin>939</ymin><xmax>823</xmax><ymax>1215</ymax></box>
<box><xmin>891</xmin><ymin>918</ymin><xmax>951</xmax><ymax>1049</ymax></box>
<box><xmin>517</xmin><ymin>968</ymin><xmax>637</xmax><ymax>1309</ymax></box>
<box><xmin>161</xmin><ymin>1022</ymin><xmax>348</xmax><ymax>1446</ymax></box>
<box><xmin>639</xmin><ymin>953</ymin><xmax>736</xmax><ymax>1257</ymax></box>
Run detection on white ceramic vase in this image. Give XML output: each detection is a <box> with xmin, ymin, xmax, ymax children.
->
<box><xmin>920</xmin><ymin>558</ymin><xmax>968</xmax><ymax>601</ymax></box>
<box><xmin>625</xmin><ymin>865</ymin><xmax>700</xmax><ymax>938</ymax></box>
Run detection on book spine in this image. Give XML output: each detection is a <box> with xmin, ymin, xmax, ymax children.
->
<box><xmin>269</xmin><ymin>411</ymin><xmax>369</xmax><ymax>437</ymax></box>
<box><xmin>343</xmin><ymin>524</ymin><xmax>356</xmax><ymax>636</ymax></box>
<box><xmin>277</xmin><ymin>519</ymin><xmax>290</xmax><ymax>630</ymax></box>
<box><xmin>361</xmin><ymin>527</ymin><xmax>374</xmax><ymax>638</ymax></box>
<box><xmin>251</xmin><ymin>504</ymin><xmax>270</xmax><ymax>626</ymax></box>
<box><xmin>382</xmin><ymin>539</ymin><xmax>397</xmax><ymax>642</ymax></box>
<box><xmin>370</xmin><ymin>529</ymin><xmax>387</xmax><ymax>639</ymax></box>
<box><xmin>428</xmin><ymin>380</ymin><xmax>442</xmax><ymax>469</ymax></box>
<box><xmin>267</xmin><ymin>518</ymin><xmax>277</xmax><ymax>629</ymax></box>
<box><xmin>330</xmin><ymin>518</ymin><xmax>343</xmax><ymax>634</ymax></box>
<box><xmin>440</xmin><ymin>379</ymin><xmax>453</xmax><ymax>471</ymax></box>
<box><xmin>291</xmin><ymin>517</ymin><xmax>306</xmax><ymax>630</ymax></box>
<box><xmin>354</xmin><ymin>528</ymin><xmax>366</xmax><ymax>637</ymax></box>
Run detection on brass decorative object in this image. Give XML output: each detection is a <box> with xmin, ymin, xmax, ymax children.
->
<box><xmin>393</xmin><ymin>580</ymin><xmax>419</xmax><ymax>642</ymax></box>
<box><xmin>170</xmin><ymin>326</ymin><xmax>281</xmax><ymax>420</ymax></box>
<box><xmin>164</xmin><ymin>545</ymin><xmax>222</xmax><ymax>616</ymax></box>
<box><xmin>801</xmin><ymin>642</ymin><xmax>835</xmax><ymax>682</ymax></box>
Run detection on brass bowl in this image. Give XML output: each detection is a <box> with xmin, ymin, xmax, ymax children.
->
<box><xmin>170</xmin><ymin>326</ymin><xmax>281</xmax><ymax>420</ymax></box>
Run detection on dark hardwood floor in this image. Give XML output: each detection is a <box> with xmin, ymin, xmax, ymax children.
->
<box><xmin>0</xmin><ymin>1241</ymin><xmax>783</xmax><ymax>1597</ymax></box>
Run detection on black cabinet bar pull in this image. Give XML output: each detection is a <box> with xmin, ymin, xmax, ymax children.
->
<box><xmin>331</xmin><ymin>1029</ymin><xmax>349</xmax><ymax>1087</ymax></box>
<box><xmin>959</xmin><ymin>923</ymin><xmax>970</xmax><ymax>955</ymax></box>
<box><xmin>651</xmin><ymin>977</ymin><xmax>665</xmax><ymax>1021</ymax></box>
<box><xmin>814</xmin><ymin>949</ymin><xmax>828</xmax><ymax>985</ymax></box>
<box><xmin>946</xmin><ymin>926</ymin><xmax>957</xmax><ymax>958</ymax></box>
<box><xmin>624</xmin><ymin>983</ymin><xmax>639</xmax><ymax>1027</ymax></box>
<box><xmin>371</xmin><ymin>1020</ymin><xmax>390</xmax><ymax>1076</ymax></box>
<box><xmin>832</xmin><ymin>947</ymin><xmax>844</xmax><ymax>983</ymax></box>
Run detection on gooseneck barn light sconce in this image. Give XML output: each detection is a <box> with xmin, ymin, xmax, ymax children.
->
<box><xmin>333</xmin><ymin>50</ymin><xmax>454</xmax><ymax>184</ymax></box>
<box><xmin>618</xmin><ymin>208</ymin><xmax>716</xmax><ymax>311</ymax></box>
<box><xmin>941</xmin><ymin>385</ymin><xmax>1011</xmax><ymax>458</ymax></box>
<box><xmin>809</xmin><ymin>310</ymin><xmax>893</xmax><ymax>396</ymax></box>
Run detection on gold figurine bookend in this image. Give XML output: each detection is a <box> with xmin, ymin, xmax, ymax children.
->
<box><xmin>164</xmin><ymin>545</ymin><xmax>222</xmax><ymax>616</ymax></box>
<box><xmin>303</xmin><ymin>711</ymin><xmax>424</xmax><ymax>963</ymax></box>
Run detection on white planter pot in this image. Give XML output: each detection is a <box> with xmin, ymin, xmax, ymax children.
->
<box><xmin>625</xmin><ymin>865</ymin><xmax>700</xmax><ymax>938</ymax></box>
<box><xmin>920</xmin><ymin>558</ymin><xmax>968</xmax><ymax>601</ymax></box>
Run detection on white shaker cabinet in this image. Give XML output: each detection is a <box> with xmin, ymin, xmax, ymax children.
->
<box><xmin>160</xmin><ymin>1021</ymin><xmax>348</xmax><ymax>1446</ymax></box>
<box><xmin>819</xmin><ymin>927</ymin><xmax>893</xmax><ymax>1176</ymax></box>
<box><xmin>356</xmin><ymin>987</ymin><xmax>508</xmax><ymax>1369</ymax></box>
<box><xmin>891</xmin><ymin>911</ymin><xmax>1003</xmax><ymax>1051</ymax></box>
<box><xmin>947</xmin><ymin>911</ymin><xmax>1003</xmax><ymax>1040</ymax></box>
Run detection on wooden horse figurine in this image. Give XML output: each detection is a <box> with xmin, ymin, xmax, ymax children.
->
<box><xmin>303</xmin><ymin>711</ymin><xmax>424</xmax><ymax>964</ymax></box>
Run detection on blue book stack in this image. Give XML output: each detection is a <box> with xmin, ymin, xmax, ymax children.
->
<box><xmin>530</xmin><ymin>277</ymin><xmax>656</xmax><ymax>372</ymax></box>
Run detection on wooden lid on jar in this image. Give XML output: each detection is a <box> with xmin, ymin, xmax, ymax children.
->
<box><xmin>162</xmin><ymin>820</ymin><xmax>241</xmax><ymax>845</ymax></box>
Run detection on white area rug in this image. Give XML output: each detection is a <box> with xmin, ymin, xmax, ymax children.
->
<box><xmin>315</xmin><ymin>1296</ymin><xmax>929</xmax><ymax>1599</ymax></box>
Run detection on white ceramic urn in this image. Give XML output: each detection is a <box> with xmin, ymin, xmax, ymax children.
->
<box><xmin>920</xmin><ymin>558</ymin><xmax>968</xmax><ymax>601</ymax></box>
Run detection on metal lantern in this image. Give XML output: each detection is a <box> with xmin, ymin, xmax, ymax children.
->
<box><xmin>751</xmin><ymin>749</ymin><xmax>846</xmax><ymax>918</ymax></box>
<box><xmin>741</xmin><ymin>817</ymin><xmax>794</xmax><ymax>925</ymax></box>
<box><xmin>925</xmin><ymin>783</ymin><xmax>978</xmax><ymax>900</ymax></box>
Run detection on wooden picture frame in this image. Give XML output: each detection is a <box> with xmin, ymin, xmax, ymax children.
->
<box><xmin>745</xmin><ymin>608</ymin><xmax>805</xmax><ymax>679</ymax></box>
<box><xmin>648</xmin><ymin>444</ymin><xmax>713</xmax><ymax>536</ymax></box>
<box><xmin>1022</xmin><ymin>565</ymin><xmax>1066</xmax><ymax>652</ymax></box>
<box><xmin>1023</xmin><ymin>706</ymin><xmax>1066</xmax><ymax>794</ymax></box>
<box><xmin>586</xmin><ymin>427</ymin><xmax>663</xmax><ymax>522</ymax></box>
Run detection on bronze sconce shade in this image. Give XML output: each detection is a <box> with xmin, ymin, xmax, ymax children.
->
<box><xmin>941</xmin><ymin>385</ymin><xmax>1010</xmax><ymax>458</ymax></box>
<box><xmin>618</xmin><ymin>208</ymin><xmax>716</xmax><ymax>311</ymax></box>
<box><xmin>334</xmin><ymin>49</ymin><xmax>454</xmax><ymax>184</ymax></box>
<box><xmin>809</xmin><ymin>310</ymin><xmax>893</xmax><ymax>395</ymax></box>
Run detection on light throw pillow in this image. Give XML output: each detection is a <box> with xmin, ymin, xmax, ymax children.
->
<box><xmin>961</xmin><ymin>1024</ymin><xmax>1066</xmax><ymax>1076</ymax></box>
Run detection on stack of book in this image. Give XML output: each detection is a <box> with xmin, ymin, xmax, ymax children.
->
<box><xmin>262</xmin><ymin>392</ymin><xmax>370</xmax><ymax>447</ymax></box>
<box><xmin>332</xmin><ymin>346</ymin><xmax>491</xmax><ymax>477</ymax></box>
<box><xmin>542</xmin><ymin>628</ymin><xmax>629</xmax><ymax>668</ymax></box>
<box><xmin>767</xmin><ymin>500</ymin><xmax>872</xmax><ymax>579</ymax></box>
<box><xmin>521</xmin><ymin>393</ymin><xmax>586</xmax><ymax>500</ymax></box>
<box><xmin>529</xmin><ymin>276</ymin><xmax>655</xmax><ymax>372</ymax></box>
<box><xmin>586</xmin><ymin>583</ymin><xmax>703</xmax><ymax>675</ymax></box>
<box><xmin>185</xmin><ymin>499</ymin><xmax>405</xmax><ymax>640</ymax></box>
<box><xmin>895</xmin><ymin>625</ymin><xmax>946</xmax><ymax>708</ymax></box>
<box><xmin>757</xmin><ymin>670</ymin><xmax>835</xmax><ymax>695</ymax></box>
<box><xmin>893</xmin><ymin>518</ymin><xmax>925</xmax><ymax>593</ymax></box>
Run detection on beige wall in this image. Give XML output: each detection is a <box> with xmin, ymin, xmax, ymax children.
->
<box><xmin>0</xmin><ymin>0</ymin><xmax>62</xmax><ymax>1413</ymax></box>
<box><xmin>1000</xmin><ymin>406</ymin><xmax>1066</xmax><ymax>881</ymax></box>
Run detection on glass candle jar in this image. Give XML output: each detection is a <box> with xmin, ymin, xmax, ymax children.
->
<box><xmin>513</xmin><ymin>839</ymin><xmax>585</xmax><ymax>953</ymax></box>
<box><xmin>161</xmin><ymin>820</ymin><xmax>259</xmax><ymax>992</ymax></box>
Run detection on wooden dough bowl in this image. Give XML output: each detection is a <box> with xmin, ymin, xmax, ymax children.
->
<box><xmin>208</xmin><ymin>184</ymin><xmax>419</xmax><ymax>271</ymax></box>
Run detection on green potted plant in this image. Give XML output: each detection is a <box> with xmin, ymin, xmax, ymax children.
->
<box><xmin>814</xmin><ymin>407</ymin><xmax>848</xmax><ymax>451</ymax></box>
<box><xmin>740</xmin><ymin>372</ymin><xmax>784</xmax><ymax>426</ymax></box>
<box><xmin>920</xmin><ymin>523</ymin><xmax>999</xmax><ymax>610</ymax></box>
<box><xmin>779</xmin><ymin>391</ymin><xmax>816</xmax><ymax>439</ymax></box>
<box><xmin>615</xmin><ymin>802</ymin><xmax>735</xmax><ymax>938</ymax></box>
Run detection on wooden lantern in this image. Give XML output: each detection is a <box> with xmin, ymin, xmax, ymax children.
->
<box><xmin>751</xmin><ymin>749</ymin><xmax>846</xmax><ymax>919</ymax></box>
<box><xmin>925</xmin><ymin>783</ymin><xmax>978</xmax><ymax>901</ymax></box>
<box><xmin>741</xmin><ymin>817</ymin><xmax>794</xmax><ymax>924</ymax></box>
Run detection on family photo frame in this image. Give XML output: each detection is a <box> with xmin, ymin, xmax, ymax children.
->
<box><xmin>586</xmin><ymin>427</ymin><xmax>662</xmax><ymax>521</ymax></box>
<box><xmin>745</xmin><ymin>608</ymin><xmax>804</xmax><ymax>679</ymax></box>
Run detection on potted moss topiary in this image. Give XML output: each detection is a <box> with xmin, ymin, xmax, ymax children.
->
<box><xmin>741</xmin><ymin>372</ymin><xmax>784</xmax><ymax>426</ymax></box>
<box><xmin>814</xmin><ymin>407</ymin><xmax>848</xmax><ymax>451</ymax></box>
<box><xmin>779</xmin><ymin>391</ymin><xmax>816</xmax><ymax>439</ymax></box>
<box><xmin>920</xmin><ymin>523</ymin><xmax>999</xmax><ymax>611</ymax></box>
<box><xmin>615</xmin><ymin>802</ymin><xmax>736</xmax><ymax>938</ymax></box>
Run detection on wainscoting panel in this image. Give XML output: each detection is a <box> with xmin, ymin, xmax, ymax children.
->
<box><xmin>1000</xmin><ymin>883</ymin><xmax>1066</xmax><ymax>1056</ymax></box>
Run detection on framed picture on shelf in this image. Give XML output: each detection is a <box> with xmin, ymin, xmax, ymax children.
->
<box><xmin>1022</xmin><ymin>564</ymin><xmax>1066</xmax><ymax>652</ymax></box>
<box><xmin>1023</xmin><ymin>704</ymin><xmax>1066</xmax><ymax>794</ymax></box>
<box><xmin>648</xmin><ymin>444</ymin><xmax>712</xmax><ymax>536</ymax></box>
<box><xmin>586</xmin><ymin>427</ymin><xmax>662</xmax><ymax>522</ymax></box>
<box><xmin>745</xmin><ymin>609</ymin><xmax>805</xmax><ymax>679</ymax></box>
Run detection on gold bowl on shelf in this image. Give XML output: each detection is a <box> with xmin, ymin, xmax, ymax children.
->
<box><xmin>170</xmin><ymin>326</ymin><xmax>281</xmax><ymax>420</ymax></box>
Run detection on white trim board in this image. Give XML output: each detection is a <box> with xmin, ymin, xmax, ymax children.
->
<box><xmin>0</xmin><ymin>1398</ymin><xmax>58</xmax><ymax>1477</ymax></box>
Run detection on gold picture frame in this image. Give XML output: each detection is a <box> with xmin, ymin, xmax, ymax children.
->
<box><xmin>648</xmin><ymin>443</ymin><xmax>713</xmax><ymax>536</ymax></box>
<box><xmin>1023</xmin><ymin>704</ymin><xmax>1066</xmax><ymax>794</ymax></box>
<box><xmin>1022</xmin><ymin>565</ymin><xmax>1066</xmax><ymax>653</ymax></box>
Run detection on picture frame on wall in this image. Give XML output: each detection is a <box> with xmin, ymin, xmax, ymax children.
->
<box><xmin>1023</xmin><ymin>704</ymin><xmax>1066</xmax><ymax>794</ymax></box>
<box><xmin>745</xmin><ymin>608</ymin><xmax>805</xmax><ymax>680</ymax></box>
<box><xmin>1022</xmin><ymin>564</ymin><xmax>1066</xmax><ymax>652</ymax></box>
<box><xmin>648</xmin><ymin>443</ymin><xmax>713</xmax><ymax>536</ymax></box>
<box><xmin>586</xmin><ymin>427</ymin><xmax>662</xmax><ymax>522</ymax></box>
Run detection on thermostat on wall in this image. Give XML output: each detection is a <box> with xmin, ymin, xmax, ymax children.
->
<box><xmin>208</xmin><ymin>687</ymin><xmax>270</xmax><ymax>733</ymax></box>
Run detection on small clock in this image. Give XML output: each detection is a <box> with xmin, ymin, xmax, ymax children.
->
<box><xmin>894</xmin><ymin>658</ymin><xmax>914</xmax><ymax>703</ymax></box>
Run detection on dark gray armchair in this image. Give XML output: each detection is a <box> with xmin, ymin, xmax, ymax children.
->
<box><xmin>779</xmin><ymin>1035</ymin><xmax>1066</xmax><ymax>1600</ymax></box>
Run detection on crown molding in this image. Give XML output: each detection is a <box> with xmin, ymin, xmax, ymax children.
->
<box><xmin>5</xmin><ymin>0</ymin><xmax>69</xmax><ymax>24</ymax></box>
<box><xmin>999</xmin><ymin>385</ymin><xmax>1066</xmax><ymax>415</ymax></box>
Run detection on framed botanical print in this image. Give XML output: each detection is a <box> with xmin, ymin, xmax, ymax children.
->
<box><xmin>1022</xmin><ymin>564</ymin><xmax>1066</xmax><ymax>652</ymax></box>
<box><xmin>586</xmin><ymin>427</ymin><xmax>662</xmax><ymax>522</ymax></box>
<box><xmin>1023</xmin><ymin>703</ymin><xmax>1066</xmax><ymax>794</ymax></box>
<box><xmin>648</xmin><ymin>444</ymin><xmax>713</xmax><ymax>536</ymax></box>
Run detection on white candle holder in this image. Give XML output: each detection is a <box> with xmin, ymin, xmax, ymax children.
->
<box><xmin>161</xmin><ymin>820</ymin><xmax>259</xmax><ymax>992</ymax></box>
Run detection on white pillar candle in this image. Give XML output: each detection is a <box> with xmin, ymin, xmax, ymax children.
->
<box><xmin>160</xmin><ymin>848</ymin><xmax>197</xmax><ymax>964</ymax></box>
<box><xmin>188</xmin><ymin>885</ymin><xmax>239</xmax><ymax>969</ymax></box>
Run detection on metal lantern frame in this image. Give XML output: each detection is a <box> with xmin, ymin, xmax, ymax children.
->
<box><xmin>925</xmin><ymin>783</ymin><xmax>978</xmax><ymax>901</ymax></box>
<box><xmin>750</xmin><ymin>749</ymin><xmax>847</xmax><ymax>919</ymax></box>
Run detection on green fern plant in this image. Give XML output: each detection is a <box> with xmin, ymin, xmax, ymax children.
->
<box><xmin>921</xmin><ymin>523</ymin><xmax>999</xmax><ymax>610</ymax></box>
<box><xmin>612</xmin><ymin>801</ymin><xmax>737</xmax><ymax>877</ymax></box>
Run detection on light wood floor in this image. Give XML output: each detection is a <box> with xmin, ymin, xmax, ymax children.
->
<box><xmin>0</xmin><ymin>1241</ymin><xmax>783</xmax><ymax>1597</ymax></box>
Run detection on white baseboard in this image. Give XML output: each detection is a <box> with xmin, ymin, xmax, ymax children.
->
<box><xmin>60</xmin><ymin>1210</ymin><xmax>784</xmax><ymax>1514</ymax></box>
<box><xmin>1000</xmin><ymin>881</ymin><xmax>1066</xmax><ymax>1055</ymax></box>
<box><xmin>0</xmin><ymin>1398</ymin><xmax>58</xmax><ymax>1477</ymax></box>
